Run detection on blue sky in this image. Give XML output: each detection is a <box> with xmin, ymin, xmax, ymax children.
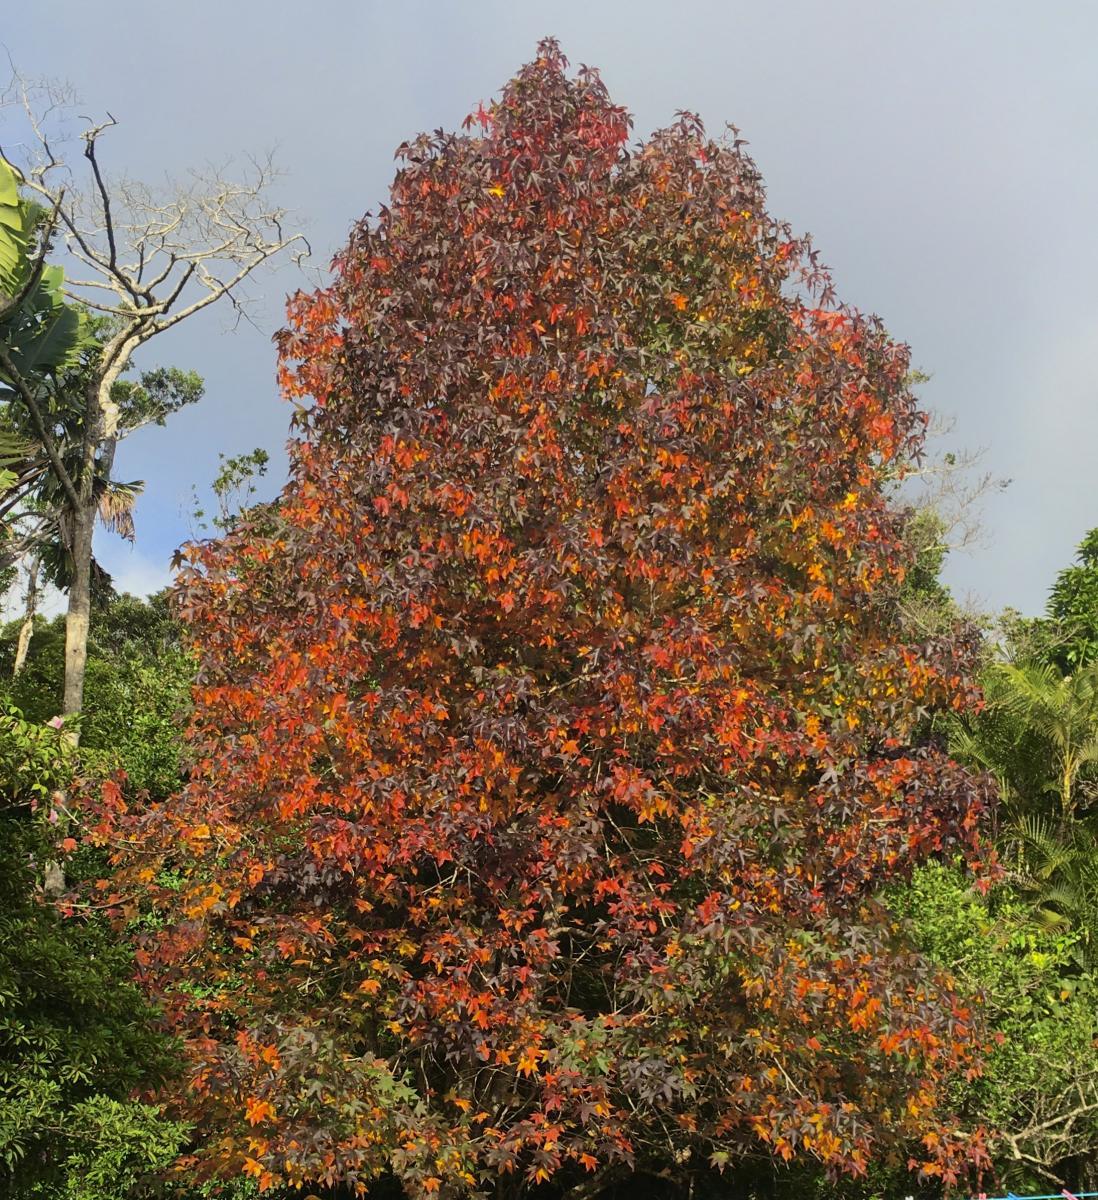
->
<box><xmin>5</xmin><ymin>1</ymin><xmax>1097</xmax><ymax>613</ymax></box>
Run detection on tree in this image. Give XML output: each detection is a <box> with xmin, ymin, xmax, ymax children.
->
<box><xmin>0</xmin><ymin>707</ymin><xmax>186</xmax><ymax>1199</ymax></box>
<box><xmin>0</xmin><ymin>158</ymin><xmax>88</xmax><ymax>396</ymax></box>
<box><xmin>950</xmin><ymin>659</ymin><xmax>1098</xmax><ymax>960</ymax></box>
<box><xmin>95</xmin><ymin>43</ymin><xmax>994</xmax><ymax>1198</ymax></box>
<box><xmin>891</xmin><ymin>863</ymin><xmax>1098</xmax><ymax>1191</ymax></box>
<box><xmin>0</xmin><ymin>75</ymin><xmax>306</xmax><ymax>727</ymax></box>
<box><xmin>953</xmin><ymin>662</ymin><xmax>1098</xmax><ymax>825</ymax></box>
<box><xmin>949</xmin><ymin>530</ymin><xmax>1098</xmax><ymax>954</ymax></box>
<box><xmin>1</xmin><ymin>299</ymin><xmax>204</xmax><ymax>718</ymax></box>
<box><xmin>940</xmin><ymin>536</ymin><xmax>1098</xmax><ymax>1187</ymax></box>
<box><xmin>1047</xmin><ymin>528</ymin><xmax>1098</xmax><ymax>672</ymax></box>
<box><xmin>0</xmin><ymin>589</ymin><xmax>194</xmax><ymax>799</ymax></box>
<box><xmin>0</xmin><ymin>156</ymin><xmax>92</xmax><ymax>570</ymax></box>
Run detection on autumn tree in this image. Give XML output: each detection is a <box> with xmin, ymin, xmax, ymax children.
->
<box><xmin>97</xmin><ymin>42</ymin><xmax>994</xmax><ymax>1198</ymax></box>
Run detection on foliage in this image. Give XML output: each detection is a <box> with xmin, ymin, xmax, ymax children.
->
<box><xmin>94</xmin><ymin>42</ymin><xmax>994</xmax><ymax>1198</ymax></box>
<box><xmin>1</xmin><ymin>169</ymin><xmax>206</xmax><ymax>586</ymax></box>
<box><xmin>1</xmin><ymin>315</ymin><xmax>205</xmax><ymax>592</ymax></box>
<box><xmin>894</xmin><ymin>507</ymin><xmax>964</xmax><ymax>639</ymax></box>
<box><xmin>950</xmin><ymin>654</ymin><xmax>1098</xmax><ymax>959</ymax></box>
<box><xmin>0</xmin><ymin>706</ymin><xmax>186</xmax><ymax>1198</ymax></box>
<box><xmin>941</xmin><ymin>531</ymin><xmax>1098</xmax><ymax>1186</ymax></box>
<box><xmin>899</xmin><ymin>509</ymin><xmax>952</xmax><ymax>607</ymax></box>
<box><xmin>952</xmin><ymin>661</ymin><xmax>1098</xmax><ymax>822</ymax></box>
<box><xmin>1047</xmin><ymin>528</ymin><xmax>1098</xmax><ymax>672</ymax></box>
<box><xmin>0</xmin><ymin>157</ymin><xmax>91</xmax><ymax>391</ymax></box>
<box><xmin>891</xmin><ymin>862</ymin><xmax>1098</xmax><ymax>1189</ymax></box>
<box><xmin>0</xmin><ymin>591</ymin><xmax>193</xmax><ymax>799</ymax></box>
<box><xmin>111</xmin><ymin>365</ymin><xmax>206</xmax><ymax>432</ymax></box>
<box><xmin>190</xmin><ymin>447</ymin><xmax>271</xmax><ymax>536</ymax></box>
<box><xmin>993</xmin><ymin>528</ymin><xmax>1098</xmax><ymax>675</ymax></box>
<box><xmin>1004</xmin><ymin>815</ymin><xmax>1098</xmax><ymax>962</ymax></box>
<box><xmin>0</xmin><ymin>156</ymin><xmax>92</xmax><ymax>557</ymax></box>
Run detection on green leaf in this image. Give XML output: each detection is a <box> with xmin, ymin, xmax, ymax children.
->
<box><xmin>6</xmin><ymin>297</ymin><xmax>89</xmax><ymax>377</ymax></box>
<box><xmin>0</xmin><ymin>159</ymin><xmax>20</xmax><ymax>207</ymax></box>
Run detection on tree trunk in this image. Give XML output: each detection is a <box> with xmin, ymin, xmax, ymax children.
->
<box><xmin>48</xmin><ymin>496</ymin><xmax>95</xmax><ymax>898</ymax></box>
<box><xmin>61</xmin><ymin>369</ymin><xmax>121</xmax><ymax>731</ymax></box>
<box><xmin>12</xmin><ymin>555</ymin><xmax>39</xmax><ymax>676</ymax></box>
<box><xmin>62</xmin><ymin>497</ymin><xmax>95</xmax><ymax>730</ymax></box>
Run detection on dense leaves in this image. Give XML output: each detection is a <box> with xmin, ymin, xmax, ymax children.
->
<box><xmin>942</xmin><ymin>530</ymin><xmax>1098</xmax><ymax>1187</ymax></box>
<box><xmin>0</xmin><ymin>158</ymin><xmax>91</xmax><ymax>391</ymax></box>
<box><xmin>1048</xmin><ymin>529</ymin><xmax>1098</xmax><ymax>671</ymax></box>
<box><xmin>0</xmin><ymin>591</ymin><xmax>193</xmax><ymax>799</ymax></box>
<box><xmin>0</xmin><ymin>708</ymin><xmax>184</xmax><ymax>1198</ymax></box>
<box><xmin>93</xmin><ymin>42</ymin><xmax>994</xmax><ymax>1197</ymax></box>
<box><xmin>893</xmin><ymin>864</ymin><xmax>1098</xmax><ymax>1190</ymax></box>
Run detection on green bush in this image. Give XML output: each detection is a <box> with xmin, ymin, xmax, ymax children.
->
<box><xmin>0</xmin><ymin>705</ymin><xmax>187</xmax><ymax>1198</ymax></box>
<box><xmin>0</xmin><ymin>590</ymin><xmax>193</xmax><ymax>799</ymax></box>
<box><xmin>891</xmin><ymin>862</ymin><xmax>1098</xmax><ymax>1190</ymax></box>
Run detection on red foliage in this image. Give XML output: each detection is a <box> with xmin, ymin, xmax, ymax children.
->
<box><xmin>102</xmin><ymin>40</ymin><xmax>994</xmax><ymax>1197</ymax></box>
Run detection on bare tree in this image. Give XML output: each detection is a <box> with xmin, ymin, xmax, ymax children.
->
<box><xmin>903</xmin><ymin>411</ymin><xmax>1011</xmax><ymax>557</ymax></box>
<box><xmin>0</xmin><ymin>73</ymin><xmax>308</xmax><ymax>730</ymax></box>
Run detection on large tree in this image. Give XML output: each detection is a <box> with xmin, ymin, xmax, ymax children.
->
<box><xmin>97</xmin><ymin>42</ymin><xmax>993</xmax><ymax>1198</ymax></box>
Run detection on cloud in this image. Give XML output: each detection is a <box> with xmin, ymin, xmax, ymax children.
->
<box><xmin>0</xmin><ymin>543</ymin><xmax>176</xmax><ymax>629</ymax></box>
<box><xmin>96</xmin><ymin>542</ymin><xmax>177</xmax><ymax>599</ymax></box>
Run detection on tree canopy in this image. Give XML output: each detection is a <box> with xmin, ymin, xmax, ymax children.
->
<box><xmin>79</xmin><ymin>41</ymin><xmax>999</xmax><ymax>1198</ymax></box>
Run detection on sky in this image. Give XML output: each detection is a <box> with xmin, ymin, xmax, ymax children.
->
<box><xmin>4</xmin><ymin>0</ymin><xmax>1097</xmax><ymax>615</ymax></box>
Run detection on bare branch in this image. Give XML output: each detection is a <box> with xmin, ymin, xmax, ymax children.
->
<box><xmin>5</xmin><ymin>83</ymin><xmax>309</xmax><ymax>346</ymax></box>
<box><xmin>898</xmin><ymin>410</ymin><xmax>1011</xmax><ymax>554</ymax></box>
<box><xmin>1</xmin><ymin>66</ymin><xmax>309</xmax><ymax>718</ymax></box>
<box><xmin>81</xmin><ymin>115</ymin><xmax>121</xmax><ymax>265</ymax></box>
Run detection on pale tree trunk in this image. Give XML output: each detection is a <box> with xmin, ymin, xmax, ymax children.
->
<box><xmin>62</xmin><ymin>498</ymin><xmax>95</xmax><ymax>725</ymax></box>
<box><xmin>61</xmin><ymin>374</ymin><xmax>121</xmax><ymax>731</ymax></box>
<box><xmin>12</xmin><ymin>555</ymin><xmax>39</xmax><ymax>676</ymax></box>
<box><xmin>47</xmin><ymin>401</ymin><xmax>101</xmax><ymax>899</ymax></box>
<box><xmin>45</xmin><ymin>504</ymin><xmax>92</xmax><ymax>898</ymax></box>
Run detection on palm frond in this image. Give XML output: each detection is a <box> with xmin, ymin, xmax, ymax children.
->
<box><xmin>95</xmin><ymin>478</ymin><xmax>143</xmax><ymax>541</ymax></box>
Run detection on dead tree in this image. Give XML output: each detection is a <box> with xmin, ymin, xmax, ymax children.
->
<box><xmin>0</xmin><ymin>74</ymin><xmax>308</xmax><ymax>729</ymax></box>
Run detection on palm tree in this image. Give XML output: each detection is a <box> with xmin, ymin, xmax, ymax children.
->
<box><xmin>988</xmin><ymin>663</ymin><xmax>1098</xmax><ymax>821</ymax></box>
<box><xmin>1006</xmin><ymin>814</ymin><xmax>1098</xmax><ymax>963</ymax></box>
<box><xmin>0</xmin><ymin>383</ymin><xmax>143</xmax><ymax>679</ymax></box>
<box><xmin>950</xmin><ymin>660</ymin><xmax>1098</xmax><ymax>955</ymax></box>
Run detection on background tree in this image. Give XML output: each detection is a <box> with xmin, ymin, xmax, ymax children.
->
<box><xmin>0</xmin><ymin>157</ymin><xmax>90</xmax><ymax>571</ymax></box>
<box><xmin>0</xmin><ymin>706</ymin><xmax>186</xmax><ymax>1199</ymax></box>
<box><xmin>0</xmin><ymin>589</ymin><xmax>193</xmax><ymax>799</ymax></box>
<box><xmin>891</xmin><ymin>863</ymin><xmax>1098</xmax><ymax>1191</ymax></box>
<box><xmin>950</xmin><ymin>529</ymin><xmax>1098</xmax><ymax>954</ymax></box>
<box><xmin>942</xmin><ymin>528</ymin><xmax>1098</xmax><ymax>1187</ymax></box>
<box><xmin>93</xmin><ymin>43</ymin><xmax>996</xmax><ymax>1198</ymax></box>
<box><xmin>0</xmin><ymin>75</ymin><xmax>306</xmax><ymax>726</ymax></box>
<box><xmin>0</xmin><ymin>138</ymin><xmax>194</xmax><ymax>1200</ymax></box>
<box><xmin>1047</xmin><ymin>528</ymin><xmax>1098</xmax><ymax>672</ymax></box>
